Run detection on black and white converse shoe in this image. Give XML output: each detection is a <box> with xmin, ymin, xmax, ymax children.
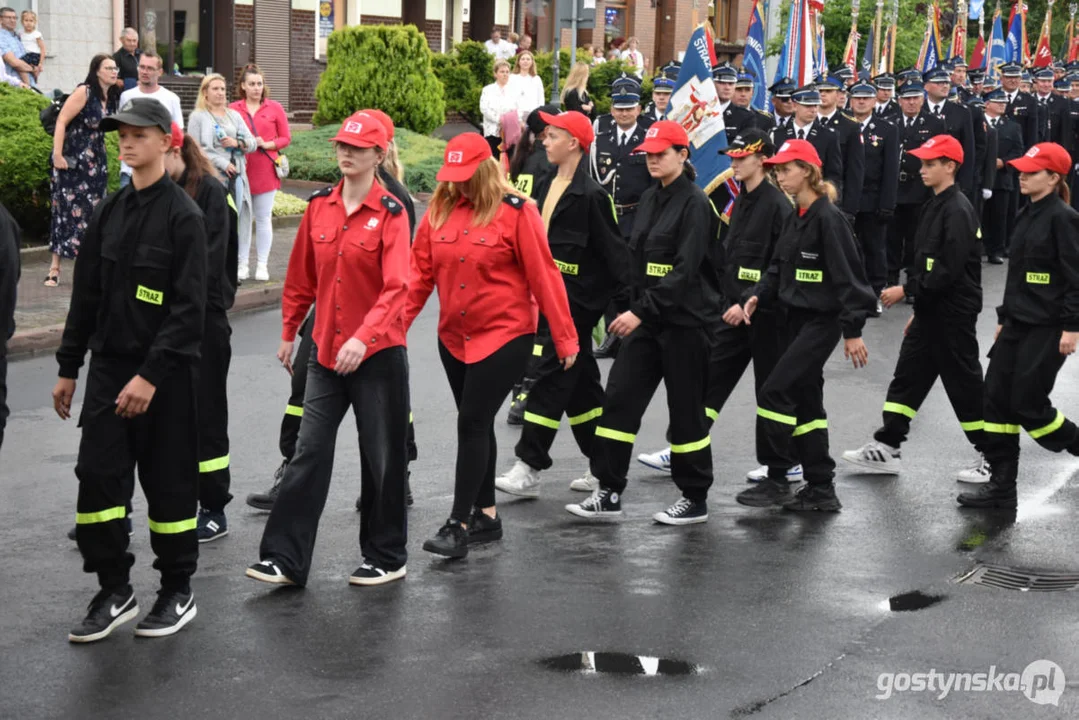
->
<box><xmin>348</xmin><ymin>561</ymin><xmax>406</xmax><ymax>587</ymax></box>
<box><xmin>68</xmin><ymin>585</ymin><xmax>139</xmax><ymax>643</ymax></box>
<box><xmin>245</xmin><ymin>560</ymin><xmax>296</xmax><ymax>585</ymax></box>
<box><xmin>565</xmin><ymin>487</ymin><xmax>623</xmax><ymax>518</ymax></box>
<box><xmin>134</xmin><ymin>588</ymin><xmax>197</xmax><ymax>638</ymax></box>
<box><xmin>653</xmin><ymin>497</ymin><xmax>708</xmax><ymax>525</ymax></box>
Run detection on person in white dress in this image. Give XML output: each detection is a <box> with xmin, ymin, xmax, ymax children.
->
<box><xmin>621</xmin><ymin>37</ymin><xmax>645</xmax><ymax>78</ymax></box>
<box><xmin>510</xmin><ymin>51</ymin><xmax>545</xmax><ymax>122</ymax></box>
<box><xmin>479</xmin><ymin>59</ymin><xmax>519</xmax><ymax>159</ymax></box>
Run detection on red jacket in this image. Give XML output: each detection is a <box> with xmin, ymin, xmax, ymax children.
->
<box><xmin>282</xmin><ymin>180</ymin><xmax>410</xmax><ymax>367</ymax></box>
<box><xmin>230</xmin><ymin>98</ymin><xmax>291</xmax><ymax>195</ymax></box>
<box><xmin>405</xmin><ymin>194</ymin><xmax>578</xmax><ymax>363</ymax></box>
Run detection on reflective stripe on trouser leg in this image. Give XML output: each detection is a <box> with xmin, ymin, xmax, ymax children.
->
<box><xmin>198</xmin><ymin>455</ymin><xmax>230</xmax><ymax>473</ymax></box>
<box><xmin>76</xmin><ymin>506</ymin><xmax>127</xmax><ymax>524</ymax></box>
<box><xmin>280</xmin><ymin>310</ymin><xmax>315</xmax><ymax>460</ymax></box>
<box><xmin>198</xmin><ymin>310</ymin><xmax>233</xmax><ymax>512</ymax></box>
<box><xmin>874</xmin><ymin>315</ymin><xmax>936</xmax><ymax>448</ymax></box>
<box><xmin>148</xmin><ymin>517</ymin><xmax>198</xmax><ymax>534</ymax></box>
<box><xmin>662</xmin><ymin>326</ymin><xmax>714</xmax><ymax>502</ymax></box>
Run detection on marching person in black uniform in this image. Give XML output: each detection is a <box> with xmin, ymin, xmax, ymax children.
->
<box><xmin>889</xmin><ymin>81</ymin><xmax>946</xmax><ymax>286</ymax></box>
<box><xmin>843</xmin><ymin>134</ymin><xmax>991</xmax><ymax>483</ymax></box>
<box><xmin>641</xmin><ymin>64</ymin><xmax>677</xmax><ymax>125</ymax></box>
<box><xmin>53</xmin><ymin>98</ymin><xmax>207</xmax><ymax>642</ymax></box>
<box><xmin>736</xmin><ymin>139</ymin><xmax>876</xmax><ymax>511</ymax></box>
<box><xmin>873</xmin><ymin>74</ymin><xmax>902</xmax><ymax>123</ymax></box>
<box><xmin>510</xmin><ymin>103</ymin><xmax>559</xmax><ymax>198</ymax></box>
<box><xmin>714</xmin><ymin>63</ymin><xmax>753</xmax><ymax>142</ymax></box>
<box><xmin>566</xmin><ymin>121</ymin><xmax>722</xmax><ymax>525</ymax></box>
<box><xmin>773</xmin><ymin>86</ymin><xmax>844</xmax><ymax>197</ymax></box>
<box><xmin>923</xmin><ymin>67</ymin><xmax>976</xmax><ymax>199</ymax></box>
<box><xmin>494</xmin><ymin>111</ymin><xmax>632</xmax><ymax>498</ymax></box>
<box><xmin>733</xmin><ymin>71</ymin><xmax>775</xmax><ymax>132</ymax></box>
<box><xmin>982</xmin><ymin>89</ymin><xmax>1025</xmax><ymax>264</ymax></box>
<box><xmin>959</xmin><ymin>143</ymin><xmax>1079</xmax><ymax>510</ymax></box>
<box><xmin>817</xmin><ymin>73</ymin><xmax>865</xmax><ymax>218</ymax></box>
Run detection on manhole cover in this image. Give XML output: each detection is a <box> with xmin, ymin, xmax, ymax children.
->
<box><xmin>540</xmin><ymin>652</ymin><xmax>700</xmax><ymax>676</ymax></box>
<box><xmin>955</xmin><ymin>563</ymin><xmax>1079</xmax><ymax>592</ymax></box>
<box><xmin>887</xmin><ymin>591</ymin><xmax>946</xmax><ymax>611</ymax></box>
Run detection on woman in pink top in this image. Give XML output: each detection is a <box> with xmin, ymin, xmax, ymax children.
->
<box><xmin>230</xmin><ymin>63</ymin><xmax>292</xmax><ymax>281</ymax></box>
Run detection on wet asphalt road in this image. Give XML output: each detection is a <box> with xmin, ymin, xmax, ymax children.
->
<box><xmin>2</xmin><ymin>266</ymin><xmax>1078</xmax><ymax>719</ymax></box>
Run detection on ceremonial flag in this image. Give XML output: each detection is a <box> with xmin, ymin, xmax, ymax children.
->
<box><xmin>775</xmin><ymin>0</ymin><xmax>816</xmax><ymax>88</ymax></box>
<box><xmin>917</xmin><ymin>2</ymin><xmax>945</xmax><ymax>72</ymax></box>
<box><xmin>1006</xmin><ymin>3</ymin><xmax>1029</xmax><ymax>64</ymax></box>
<box><xmin>842</xmin><ymin>27</ymin><xmax>860</xmax><ymax>74</ymax></box>
<box><xmin>815</xmin><ymin>16</ymin><xmax>829</xmax><ymax>77</ymax></box>
<box><xmin>1032</xmin><ymin>3</ymin><xmax>1053</xmax><ymax>67</ymax></box>
<box><xmin>971</xmin><ymin>0</ymin><xmax>986</xmax><ymax>20</ymax></box>
<box><xmin>971</xmin><ymin>34</ymin><xmax>987</xmax><ymax>69</ymax></box>
<box><xmin>988</xmin><ymin>6</ymin><xmax>1007</xmax><ymax>80</ymax></box>
<box><xmin>1059</xmin><ymin>17</ymin><xmax>1072</xmax><ymax>60</ymax></box>
<box><xmin>744</xmin><ymin>0</ymin><xmax>768</xmax><ymax>110</ymax></box>
<box><xmin>862</xmin><ymin>24</ymin><xmax>875</xmax><ymax>73</ymax></box>
<box><xmin>1071</xmin><ymin>18</ymin><xmax>1079</xmax><ymax>61</ymax></box>
<box><xmin>948</xmin><ymin>7</ymin><xmax>968</xmax><ymax>59</ymax></box>
<box><xmin>878</xmin><ymin>23</ymin><xmax>894</xmax><ymax>73</ymax></box>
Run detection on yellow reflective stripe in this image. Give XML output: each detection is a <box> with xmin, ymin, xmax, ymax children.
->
<box><xmin>568</xmin><ymin>407</ymin><xmax>603</xmax><ymax>426</ymax></box>
<box><xmin>1026</xmin><ymin>272</ymin><xmax>1051</xmax><ymax>285</ymax></box>
<box><xmin>514</xmin><ymin>173</ymin><xmax>534</xmax><ymax>196</ymax></box>
<box><xmin>1029</xmin><ymin>410</ymin><xmax>1066</xmax><ymax>439</ymax></box>
<box><xmin>554</xmin><ymin>259</ymin><xmax>579</xmax><ymax>275</ymax></box>
<box><xmin>792</xmin><ymin>419</ymin><xmax>828</xmax><ymax>436</ymax></box>
<box><xmin>705</xmin><ymin>407</ymin><xmax>719</xmax><ymax>421</ymax></box>
<box><xmin>76</xmin><ymin>506</ymin><xmax>127</xmax><ymax>525</ymax></box>
<box><xmin>136</xmin><ymin>285</ymin><xmax>163</xmax><ymax>305</ymax></box>
<box><xmin>148</xmin><ymin>517</ymin><xmax>198</xmax><ymax>534</ymax></box>
<box><xmin>608</xmin><ymin>195</ymin><xmax>618</xmax><ymax>223</ymax></box>
<box><xmin>285</xmin><ymin>404</ymin><xmax>304</xmax><ymax>417</ymax></box>
<box><xmin>646</xmin><ymin>263</ymin><xmax>673</xmax><ymax>277</ymax></box>
<box><xmin>757</xmin><ymin>407</ymin><xmax>797</xmax><ymax>425</ymax></box>
<box><xmin>198</xmin><ymin>454</ymin><xmax>230</xmax><ymax>473</ymax></box>
<box><xmin>960</xmin><ymin>420</ymin><xmax>984</xmax><ymax>432</ymax></box>
<box><xmin>883</xmin><ymin>401</ymin><xmax>917</xmax><ymax>419</ymax></box>
<box><xmin>595</xmin><ymin>426</ymin><xmax>636</xmax><ymax>443</ymax></box>
<box><xmin>670</xmin><ymin>436</ymin><xmax>711</xmax><ymax>453</ymax></box>
<box><xmin>795</xmin><ymin>269</ymin><xmax>823</xmax><ymax>282</ymax></box>
<box><xmin>523</xmin><ymin>411</ymin><xmax>560</xmax><ymax>429</ymax></box>
<box><xmin>409</xmin><ymin>412</ymin><xmax>414</xmax><ymax>422</ymax></box>
<box><xmin>984</xmin><ymin>422</ymin><xmax>1021</xmax><ymax>434</ymax></box>
<box><xmin>738</xmin><ymin>267</ymin><xmax>761</xmax><ymax>282</ymax></box>
<box><xmin>532</xmin><ymin>343</ymin><xmax>544</xmax><ymax>357</ymax></box>
<box><xmin>227</xmin><ymin>193</ymin><xmax>237</xmax><ymax>212</ymax></box>
<box><xmin>926</xmin><ymin>257</ymin><xmax>935</xmax><ymax>272</ymax></box>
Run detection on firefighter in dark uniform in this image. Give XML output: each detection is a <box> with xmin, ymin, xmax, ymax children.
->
<box><xmin>922</xmin><ymin>66</ymin><xmax>976</xmax><ymax>200</ymax></box>
<box><xmin>1063</xmin><ymin>73</ymin><xmax>1079</xmax><ymax>209</ymax></box>
<box><xmin>1001</xmin><ymin>63</ymin><xmax>1041</xmax><ymax>146</ymax></box>
<box><xmin>641</xmin><ymin>64</ymin><xmax>678</xmax><ymax>125</ymax></box>
<box><xmin>566</xmin><ymin>121</ymin><xmax>722</xmax><ymax>525</ymax></box>
<box><xmin>959</xmin><ymin>143</ymin><xmax>1079</xmax><ymax>510</ymax></box>
<box><xmin>594</xmin><ymin>72</ymin><xmax>640</xmax><ymax>136</ymax></box>
<box><xmin>493</xmin><ymin>111</ymin><xmax>632</xmax><ymax>498</ymax></box>
<box><xmin>714</xmin><ymin>63</ymin><xmax>754</xmax><ymax>142</ymax></box>
<box><xmin>951</xmin><ymin>56</ymin><xmax>972</xmax><ymax>103</ymax></box>
<box><xmin>843</xmin><ymin>135</ymin><xmax>991</xmax><ymax>482</ymax></box>
<box><xmin>732</xmin><ymin>71</ymin><xmax>775</xmax><ymax>132</ymax></box>
<box><xmin>1032</xmin><ymin>67</ymin><xmax>1065</xmax><ymax>144</ymax></box>
<box><xmin>889</xmin><ymin>81</ymin><xmax>946</xmax><ymax>286</ymax></box>
<box><xmin>817</xmin><ymin>73</ymin><xmax>865</xmax><ymax>219</ymax></box>
<box><xmin>873</xmin><ymin>74</ymin><xmax>902</xmax><ymax>123</ymax></box>
<box><xmin>53</xmin><ymin>98</ymin><xmax>207</xmax><ymax>642</ymax></box>
<box><xmin>982</xmin><ymin>89</ymin><xmax>1025</xmax><ymax>264</ymax></box>
<box><xmin>736</xmin><ymin>139</ymin><xmax>876</xmax><ymax>511</ymax></box>
<box><xmin>967</xmin><ymin>68</ymin><xmax>987</xmax><ymax>102</ymax></box>
<box><xmin>1053</xmin><ymin>76</ymin><xmax>1071</xmax><ymax>98</ymax></box>
<box><xmin>770</xmin><ymin>76</ymin><xmax>797</xmax><ymax>131</ymax></box>
<box><xmin>966</xmin><ymin>92</ymin><xmax>996</xmax><ymax>217</ymax></box>
<box><xmin>772</xmin><ymin>86</ymin><xmax>844</xmax><ymax>198</ymax></box>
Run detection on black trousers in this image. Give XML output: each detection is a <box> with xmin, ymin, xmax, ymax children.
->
<box><xmin>981</xmin><ymin>189</ymin><xmax>1013</xmax><ymax>257</ymax></box>
<box><xmin>590</xmin><ymin>325</ymin><xmax>713</xmax><ymax>502</ymax></box>
<box><xmin>704</xmin><ymin>310</ymin><xmax>782</xmax><ymax>423</ymax></box>
<box><xmin>439</xmin><ymin>334</ymin><xmax>532</xmax><ymax>522</ymax></box>
<box><xmin>874</xmin><ymin>313</ymin><xmax>985</xmax><ymax>451</ymax></box>
<box><xmin>756</xmin><ymin>310</ymin><xmax>840</xmax><ymax>485</ymax></box>
<box><xmin>260</xmin><ymin>346</ymin><xmax>410</xmax><ymax>584</ymax></box>
<box><xmin>74</xmin><ymin>356</ymin><xmax>199</xmax><ymax>592</ymax></box>
<box><xmin>982</xmin><ymin>322</ymin><xmax>1079</xmax><ymax>465</ymax></box>
<box><xmin>516</xmin><ymin>310</ymin><xmax>605</xmax><ymax>470</ymax></box>
<box><xmin>197</xmin><ymin>310</ymin><xmax>232</xmax><ymax>512</ymax></box>
<box><xmin>854</xmin><ymin>212</ymin><xmax>888</xmax><ymax>294</ymax></box>
<box><xmin>0</xmin><ymin>347</ymin><xmax>7</xmax><ymax>452</ymax></box>
<box><xmin>888</xmin><ymin>203</ymin><xmax>923</xmax><ymax>285</ymax></box>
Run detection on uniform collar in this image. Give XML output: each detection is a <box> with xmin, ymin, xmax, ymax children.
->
<box><xmin>326</xmin><ymin>177</ymin><xmax>386</xmax><ymax>215</ymax></box>
<box><xmin>657</xmin><ymin>172</ymin><xmax>691</xmax><ymax>198</ymax></box>
<box><xmin>125</xmin><ymin>171</ymin><xmax>172</xmax><ymax>206</ymax></box>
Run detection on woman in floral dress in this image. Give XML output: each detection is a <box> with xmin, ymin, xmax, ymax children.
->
<box><xmin>46</xmin><ymin>53</ymin><xmax>120</xmax><ymax>286</ymax></box>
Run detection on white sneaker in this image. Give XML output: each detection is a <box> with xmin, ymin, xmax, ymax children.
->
<box><xmin>842</xmin><ymin>440</ymin><xmax>901</xmax><ymax>474</ymax></box>
<box><xmin>745</xmin><ymin>464</ymin><xmax>804</xmax><ymax>483</ymax></box>
<box><xmin>255</xmin><ymin>263</ymin><xmax>270</xmax><ymax>282</ymax></box>
<box><xmin>956</xmin><ymin>454</ymin><xmax>992</xmax><ymax>484</ymax></box>
<box><xmin>569</xmin><ymin>469</ymin><xmax>599</xmax><ymax>492</ymax></box>
<box><xmin>494</xmin><ymin>459</ymin><xmax>541</xmax><ymax>498</ymax></box>
<box><xmin>237</xmin><ymin>264</ymin><xmax>250</xmax><ymax>281</ymax></box>
<box><xmin>637</xmin><ymin>447</ymin><xmax>671</xmax><ymax>472</ymax></box>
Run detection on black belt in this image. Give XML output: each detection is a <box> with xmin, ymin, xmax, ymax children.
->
<box><xmin>615</xmin><ymin>203</ymin><xmax>638</xmax><ymax>216</ymax></box>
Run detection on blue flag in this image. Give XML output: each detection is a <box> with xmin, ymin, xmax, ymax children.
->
<box><xmin>744</xmin><ymin>0</ymin><xmax>768</xmax><ymax>110</ymax></box>
<box><xmin>988</xmin><ymin>10</ymin><xmax>1007</xmax><ymax>79</ymax></box>
<box><xmin>861</xmin><ymin>24</ymin><xmax>875</xmax><ymax>73</ymax></box>
<box><xmin>1006</xmin><ymin>6</ymin><xmax>1024</xmax><ymax>63</ymax></box>
<box><xmin>970</xmin><ymin>0</ymin><xmax>985</xmax><ymax>21</ymax></box>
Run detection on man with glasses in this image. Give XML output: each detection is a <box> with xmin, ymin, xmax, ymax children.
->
<box><xmin>0</xmin><ymin>7</ymin><xmax>34</xmax><ymax>87</ymax></box>
<box><xmin>118</xmin><ymin>50</ymin><xmax>183</xmax><ymax>187</ymax></box>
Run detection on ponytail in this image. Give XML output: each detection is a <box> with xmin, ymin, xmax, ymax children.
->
<box><xmin>178</xmin><ymin>135</ymin><xmax>216</xmax><ymax>199</ymax></box>
<box><xmin>1052</xmin><ymin>172</ymin><xmax>1071</xmax><ymax>205</ymax></box>
<box><xmin>801</xmin><ymin>161</ymin><xmax>838</xmax><ymax>203</ymax></box>
<box><xmin>671</xmin><ymin>146</ymin><xmax>697</xmax><ymax>182</ymax></box>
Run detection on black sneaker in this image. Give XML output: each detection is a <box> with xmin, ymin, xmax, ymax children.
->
<box><xmin>565</xmin><ymin>487</ymin><xmax>623</xmax><ymax>518</ymax></box>
<box><xmin>422</xmin><ymin>519</ymin><xmax>469</xmax><ymax>558</ymax></box>
<box><xmin>245</xmin><ymin>560</ymin><xmax>297</xmax><ymax>585</ymax></box>
<box><xmin>348</xmin><ymin>561</ymin><xmax>407</xmax><ymax>586</ymax></box>
<box><xmin>468</xmin><ymin>507</ymin><xmax>503</xmax><ymax>543</ymax></box>
<box><xmin>134</xmin><ymin>588</ymin><xmax>197</xmax><ymax>638</ymax></box>
<box><xmin>68</xmin><ymin>516</ymin><xmax>134</xmax><ymax>541</ymax></box>
<box><xmin>736</xmin><ymin>478</ymin><xmax>793</xmax><ymax>507</ymax></box>
<box><xmin>246</xmin><ymin>459</ymin><xmax>287</xmax><ymax>511</ymax></box>
<box><xmin>957</xmin><ymin>482</ymin><xmax>1018</xmax><ymax>509</ymax></box>
<box><xmin>68</xmin><ymin>585</ymin><xmax>139</xmax><ymax>643</ymax></box>
<box><xmin>653</xmin><ymin>497</ymin><xmax>708</xmax><ymax>525</ymax></box>
<box><xmin>782</xmin><ymin>483</ymin><xmax>843</xmax><ymax>512</ymax></box>
<box><xmin>196</xmin><ymin>509</ymin><xmax>228</xmax><ymax>543</ymax></box>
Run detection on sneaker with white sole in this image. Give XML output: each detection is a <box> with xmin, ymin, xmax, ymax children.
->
<box><xmin>956</xmin><ymin>454</ymin><xmax>992</xmax><ymax>484</ymax></box>
<box><xmin>565</xmin><ymin>488</ymin><xmax>623</xmax><ymax>518</ymax></box>
<box><xmin>494</xmin><ymin>459</ymin><xmax>541</xmax><ymax>498</ymax></box>
<box><xmin>134</xmin><ymin>588</ymin><xmax>197</xmax><ymax>638</ymax></box>
<box><xmin>68</xmin><ymin>585</ymin><xmax>139</xmax><ymax>643</ymax></box>
<box><xmin>237</xmin><ymin>264</ymin><xmax>249</xmax><ymax>281</ymax></box>
<box><xmin>246</xmin><ymin>560</ymin><xmax>296</xmax><ymax>585</ymax></box>
<box><xmin>196</xmin><ymin>508</ymin><xmax>228</xmax><ymax>543</ymax></box>
<box><xmin>653</xmin><ymin>497</ymin><xmax>708</xmax><ymax>525</ymax></box>
<box><xmin>746</xmin><ymin>464</ymin><xmax>804</xmax><ymax>483</ymax></box>
<box><xmin>841</xmin><ymin>440</ymin><xmax>901</xmax><ymax>474</ymax></box>
<box><xmin>637</xmin><ymin>447</ymin><xmax>671</xmax><ymax>472</ymax></box>
<box><xmin>255</xmin><ymin>263</ymin><xmax>270</xmax><ymax>282</ymax></box>
<box><xmin>348</xmin><ymin>561</ymin><xmax>406</xmax><ymax>586</ymax></box>
<box><xmin>569</xmin><ymin>469</ymin><xmax>599</xmax><ymax>492</ymax></box>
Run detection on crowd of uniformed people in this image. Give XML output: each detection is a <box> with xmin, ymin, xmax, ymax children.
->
<box><xmin>43</xmin><ymin>53</ymin><xmax>1079</xmax><ymax>643</ymax></box>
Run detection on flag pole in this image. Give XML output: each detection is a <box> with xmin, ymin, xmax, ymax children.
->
<box><xmin>956</xmin><ymin>0</ymin><xmax>968</xmax><ymax>59</ymax></box>
<box><xmin>874</xmin><ymin>0</ymin><xmax>884</xmax><ymax>71</ymax></box>
<box><xmin>889</xmin><ymin>0</ymin><xmax>899</xmax><ymax>72</ymax></box>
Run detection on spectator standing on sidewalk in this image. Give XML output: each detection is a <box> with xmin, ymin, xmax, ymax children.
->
<box><xmin>118</xmin><ymin>50</ymin><xmax>183</xmax><ymax>188</ymax></box>
<box><xmin>480</xmin><ymin>60</ymin><xmax>518</xmax><ymax>159</ymax></box>
<box><xmin>112</xmin><ymin>27</ymin><xmax>141</xmax><ymax>91</ymax></box>
<box><xmin>0</xmin><ymin>6</ymin><xmax>35</xmax><ymax>87</ymax></box>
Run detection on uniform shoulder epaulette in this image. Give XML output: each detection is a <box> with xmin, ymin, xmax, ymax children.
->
<box><xmin>756</xmin><ymin>108</ymin><xmax>773</xmax><ymax>118</ymax></box>
<box><xmin>381</xmin><ymin>195</ymin><xmax>403</xmax><ymax>214</ymax></box>
<box><xmin>841</xmin><ymin>111</ymin><xmax>857</xmax><ymax>122</ymax></box>
<box><xmin>309</xmin><ymin>185</ymin><xmax>333</xmax><ymax>200</ymax></box>
<box><xmin>502</xmin><ymin>194</ymin><xmax>526</xmax><ymax>209</ymax></box>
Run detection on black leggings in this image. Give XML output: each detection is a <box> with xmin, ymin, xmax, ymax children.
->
<box><xmin>439</xmin><ymin>334</ymin><xmax>533</xmax><ymax>522</ymax></box>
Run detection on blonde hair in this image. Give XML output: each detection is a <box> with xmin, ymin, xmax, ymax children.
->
<box><xmin>195</xmin><ymin>73</ymin><xmax>228</xmax><ymax>111</ymax></box>
<box><xmin>799</xmin><ymin>161</ymin><xmax>839</xmax><ymax>203</ymax></box>
<box><xmin>514</xmin><ymin>51</ymin><xmax>537</xmax><ymax>77</ymax></box>
<box><xmin>560</xmin><ymin>62</ymin><xmax>590</xmax><ymax>102</ymax></box>
<box><xmin>428</xmin><ymin>157</ymin><xmax>529</xmax><ymax>228</ymax></box>
<box><xmin>493</xmin><ymin>59</ymin><xmax>512</xmax><ymax>75</ymax></box>
<box><xmin>20</xmin><ymin>10</ymin><xmax>36</xmax><ymax>28</ymax></box>
<box><xmin>382</xmin><ymin>139</ymin><xmax>405</xmax><ymax>182</ymax></box>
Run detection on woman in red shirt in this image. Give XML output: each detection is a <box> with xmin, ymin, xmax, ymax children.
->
<box><xmin>246</xmin><ymin>111</ymin><xmax>411</xmax><ymax>588</ymax></box>
<box><xmin>230</xmin><ymin>63</ymin><xmax>291</xmax><ymax>281</ymax></box>
<box><xmin>406</xmin><ymin>133</ymin><xmax>578</xmax><ymax>559</ymax></box>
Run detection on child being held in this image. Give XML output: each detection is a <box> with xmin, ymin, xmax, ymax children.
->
<box><xmin>18</xmin><ymin>10</ymin><xmax>45</xmax><ymax>83</ymax></box>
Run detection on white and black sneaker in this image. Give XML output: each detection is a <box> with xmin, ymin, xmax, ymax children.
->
<box><xmin>956</xmin><ymin>454</ymin><xmax>992</xmax><ymax>484</ymax></box>
<box><xmin>68</xmin><ymin>585</ymin><xmax>139</xmax><ymax>643</ymax></box>
<box><xmin>245</xmin><ymin>560</ymin><xmax>296</xmax><ymax>585</ymax></box>
<box><xmin>569</xmin><ymin>469</ymin><xmax>599</xmax><ymax>492</ymax></box>
<box><xmin>565</xmin><ymin>487</ymin><xmax>623</xmax><ymax>518</ymax></box>
<box><xmin>134</xmin><ymin>588</ymin><xmax>197</xmax><ymax>638</ymax></box>
<box><xmin>842</xmin><ymin>440</ymin><xmax>901</xmax><ymax>474</ymax></box>
<box><xmin>636</xmin><ymin>447</ymin><xmax>672</xmax><ymax>473</ymax></box>
<box><xmin>348</xmin><ymin>561</ymin><xmax>407</xmax><ymax>587</ymax></box>
<box><xmin>746</xmin><ymin>464</ymin><xmax>803</xmax><ymax>483</ymax></box>
<box><xmin>653</xmin><ymin>497</ymin><xmax>708</xmax><ymax>525</ymax></box>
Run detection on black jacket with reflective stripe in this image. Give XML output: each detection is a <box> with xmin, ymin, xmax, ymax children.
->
<box><xmin>717</xmin><ymin>179</ymin><xmax>792</xmax><ymax>312</ymax></box>
<box><xmin>903</xmin><ymin>184</ymin><xmax>982</xmax><ymax>317</ymax></box>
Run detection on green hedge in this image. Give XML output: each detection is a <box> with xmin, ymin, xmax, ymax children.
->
<box><xmin>0</xmin><ymin>85</ymin><xmax>119</xmax><ymax>239</ymax></box>
<box><xmin>313</xmin><ymin>24</ymin><xmax>445</xmax><ymax>134</ymax></box>
<box><xmin>431</xmin><ymin>41</ymin><xmax>488</xmax><ymax>129</ymax></box>
<box><xmin>287</xmin><ymin>125</ymin><xmax>446</xmax><ymax>194</ymax></box>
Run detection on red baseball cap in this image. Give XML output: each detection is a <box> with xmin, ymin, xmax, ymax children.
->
<box><xmin>170</xmin><ymin>122</ymin><xmax>183</xmax><ymax>149</ymax></box>
<box><xmin>633</xmin><ymin>120</ymin><xmax>690</xmax><ymax>154</ymax></box>
<box><xmin>329</xmin><ymin>112</ymin><xmax>388</xmax><ymax>150</ymax></box>
<box><xmin>762</xmin><ymin>139</ymin><xmax>822</xmax><ymax>168</ymax></box>
<box><xmin>538</xmin><ymin>110</ymin><xmax>594</xmax><ymax>150</ymax></box>
<box><xmin>361</xmin><ymin>108</ymin><xmax>395</xmax><ymax>142</ymax></box>
<box><xmin>1009</xmin><ymin>142</ymin><xmax>1072</xmax><ymax>175</ymax></box>
<box><xmin>436</xmin><ymin>132</ymin><xmax>493</xmax><ymax>182</ymax></box>
<box><xmin>908</xmin><ymin>134</ymin><xmax>964</xmax><ymax>164</ymax></box>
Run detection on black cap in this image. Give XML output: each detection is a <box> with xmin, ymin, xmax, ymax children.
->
<box><xmin>100</xmin><ymin>97</ymin><xmax>173</xmax><ymax>134</ymax></box>
<box><xmin>720</xmin><ymin>128</ymin><xmax>775</xmax><ymax>158</ymax></box>
<box><xmin>526</xmin><ymin>103</ymin><xmax>561</xmax><ymax>136</ymax></box>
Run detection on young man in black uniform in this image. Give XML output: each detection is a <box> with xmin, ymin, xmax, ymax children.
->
<box><xmin>923</xmin><ymin>67</ymin><xmax>976</xmax><ymax>200</ymax></box>
<box><xmin>873</xmin><ymin>74</ymin><xmax>902</xmax><ymax>122</ymax></box>
<box><xmin>772</xmin><ymin>86</ymin><xmax>844</xmax><ymax>193</ymax></box>
<box><xmin>817</xmin><ymin>73</ymin><xmax>865</xmax><ymax>219</ymax></box>
<box><xmin>0</xmin><ymin>201</ymin><xmax>16</xmax><ymax>453</ymax></box>
<box><xmin>732</xmin><ymin>72</ymin><xmax>775</xmax><ymax>132</ymax></box>
<box><xmin>494</xmin><ymin>111</ymin><xmax>632</xmax><ymax>497</ymax></box>
<box><xmin>641</xmin><ymin>64</ymin><xmax>677</xmax><ymax>125</ymax></box>
<box><xmin>1032</xmin><ymin>68</ymin><xmax>1065</xmax><ymax>144</ymax></box>
<box><xmin>52</xmin><ymin>98</ymin><xmax>207</xmax><ymax>642</ymax></box>
<box><xmin>714</xmin><ymin>63</ymin><xmax>753</xmax><ymax>142</ymax></box>
<box><xmin>770</xmin><ymin>77</ymin><xmax>797</xmax><ymax>131</ymax></box>
<box><xmin>982</xmin><ymin>89</ymin><xmax>1025</xmax><ymax>264</ymax></box>
<box><xmin>843</xmin><ymin>135</ymin><xmax>991</xmax><ymax>483</ymax></box>
<box><xmin>1001</xmin><ymin>63</ymin><xmax>1041</xmax><ymax>147</ymax></box>
<box><xmin>951</xmin><ymin>56</ymin><xmax>973</xmax><ymax>103</ymax></box>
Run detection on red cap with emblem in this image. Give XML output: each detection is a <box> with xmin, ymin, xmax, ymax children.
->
<box><xmin>632</xmin><ymin>120</ymin><xmax>690</xmax><ymax>154</ymax></box>
<box><xmin>329</xmin><ymin>112</ymin><xmax>388</xmax><ymax>150</ymax></box>
<box><xmin>538</xmin><ymin>110</ymin><xmax>595</xmax><ymax>150</ymax></box>
<box><xmin>1009</xmin><ymin>142</ymin><xmax>1072</xmax><ymax>175</ymax></box>
<box><xmin>361</xmin><ymin>108</ymin><xmax>395</xmax><ymax>143</ymax></box>
<box><xmin>435</xmin><ymin>132</ymin><xmax>493</xmax><ymax>182</ymax></box>
<box><xmin>908</xmin><ymin>134</ymin><xmax>964</xmax><ymax>164</ymax></box>
<box><xmin>763</xmin><ymin>139</ymin><xmax>823</xmax><ymax>168</ymax></box>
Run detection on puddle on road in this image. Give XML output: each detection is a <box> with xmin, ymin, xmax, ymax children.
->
<box><xmin>540</xmin><ymin>652</ymin><xmax>700</xmax><ymax>676</ymax></box>
<box><xmin>887</xmin><ymin>591</ymin><xmax>946</xmax><ymax>611</ymax></box>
